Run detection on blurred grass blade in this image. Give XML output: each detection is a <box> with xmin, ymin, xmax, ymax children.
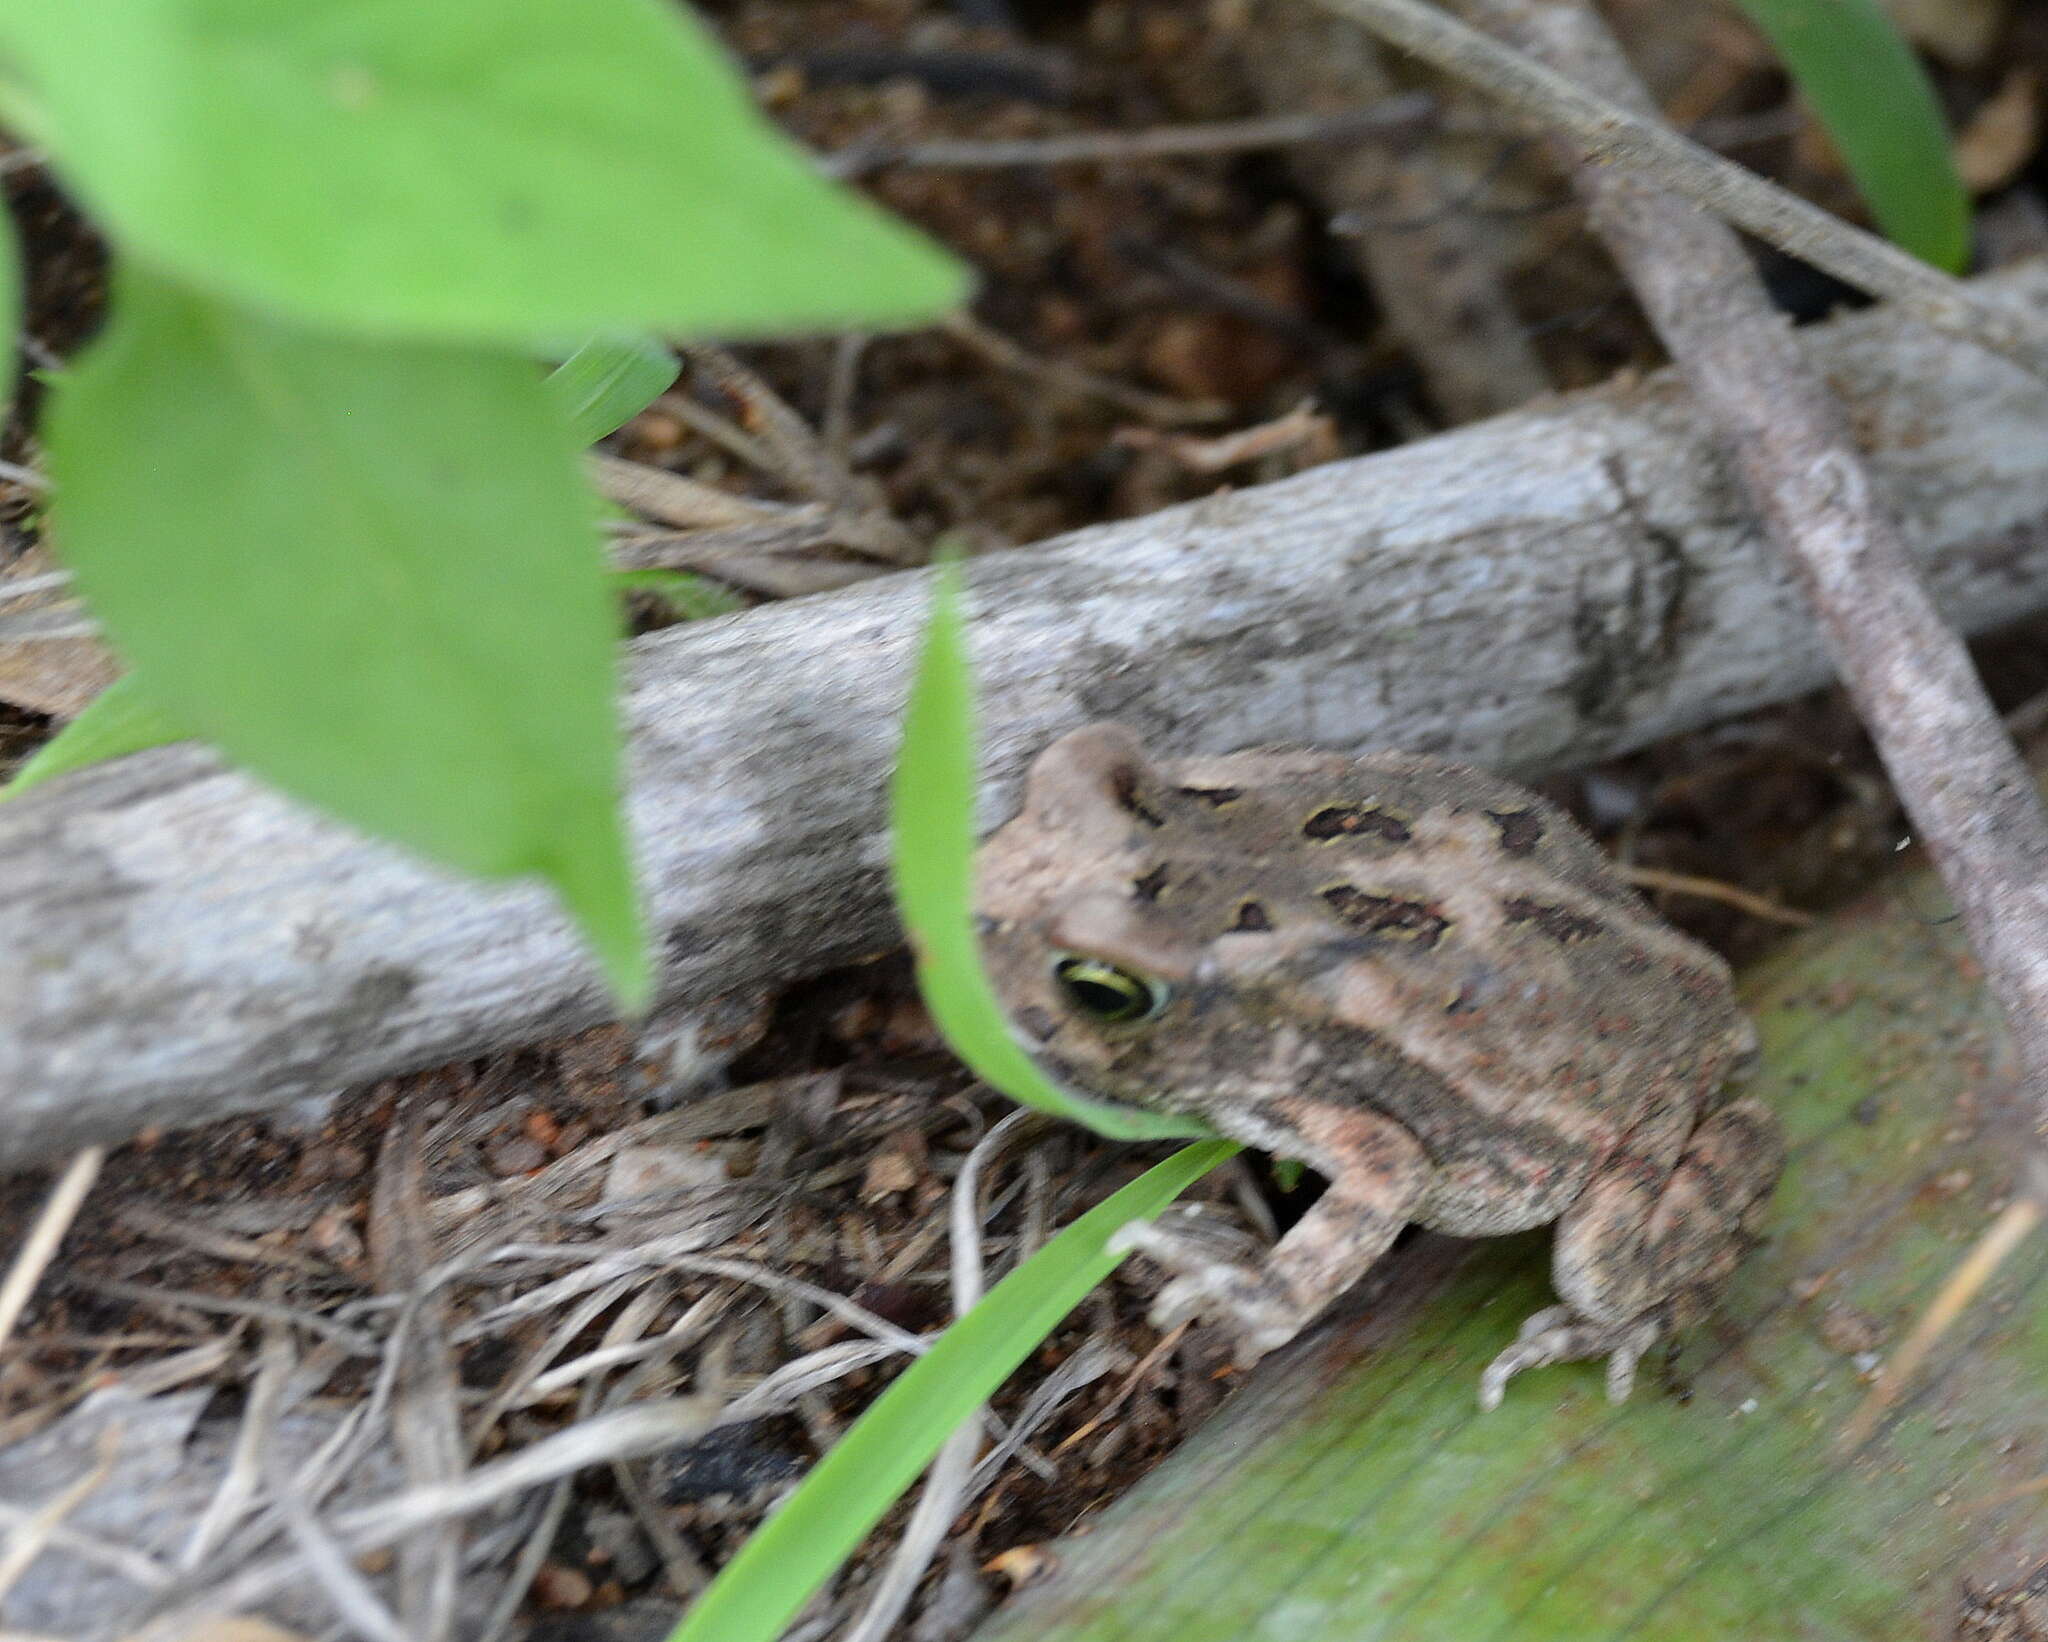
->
<box><xmin>612</xmin><ymin>568</ymin><xmax>747</xmax><ymax>623</ymax></box>
<box><xmin>667</xmin><ymin>1138</ymin><xmax>1237</xmax><ymax>1642</ymax></box>
<box><xmin>0</xmin><ymin>673</ymin><xmax>188</xmax><ymax>800</ymax></box>
<box><xmin>1733</xmin><ymin>0</ymin><xmax>1969</xmax><ymax>271</ymax></box>
<box><xmin>547</xmin><ymin>335</ymin><xmax>677</xmax><ymax>445</ymax></box>
<box><xmin>0</xmin><ymin>202</ymin><xmax>18</xmax><ymax>416</ymax></box>
<box><xmin>891</xmin><ymin>558</ymin><xmax>1212</xmax><ymax>1142</ymax></box>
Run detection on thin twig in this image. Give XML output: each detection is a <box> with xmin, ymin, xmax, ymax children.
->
<box><xmin>1618</xmin><ymin>865</ymin><xmax>1813</xmax><ymax>927</ymax></box>
<box><xmin>822</xmin><ymin>98</ymin><xmax>1440</xmax><ymax>176</ymax></box>
<box><xmin>1309</xmin><ymin>0</ymin><xmax>2048</xmax><ymax>382</ymax></box>
<box><xmin>73</xmin><ymin>1277</ymin><xmax>384</xmax><ymax>1356</ymax></box>
<box><xmin>0</xmin><ymin>1423</ymin><xmax>120</xmax><ymax>1605</ymax></box>
<box><xmin>135</xmin><ymin>1398</ymin><xmax>722</xmax><ymax>1638</ymax></box>
<box><xmin>369</xmin><ymin>1100</ymin><xmax>464</xmax><ymax>1642</ymax></box>
<box><xmin>1842</xmin><ymin>1195</ymin><xmax>2042</xmax><ymax>1449</ymax></box>
<box><xmin>587</xmin><ymin>452</ymin><xmax>799</xmax><ymax>531</ymax></box>
<box><xmin>942</xmin><ymin>314</ymin><xmax>1228</xmax><ymax>427</ymax></box>
<box><xmin>681</xmin><ymin>346</ymin><xmax>923</xmax><ymax>565</ymax></box>
<box><xmin>0</xmin><ymin>1147</ymin><xmax>104</xmax><ymax>1353</ymax></box>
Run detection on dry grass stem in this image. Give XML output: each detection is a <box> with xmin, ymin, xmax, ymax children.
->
<box><xmin>1618</xmin><ymin>866</ymin><xmax>1813</xmax><ymax>927</ymax></box>
<box><xmin>1842</xmin><ymin>1195</ymin><xmax>2043</xmax><ymax>1450</ymax></box>
<box><xmin>942</xmin><ymin>314</ymin><xmax>1229</xmax><ymax>426</ymax></box>
<box><xmin>0</xmin><ymin>1149</ymin><xmax>104</xmax><ymax>1355</ymax></box>
<box><xmin>824</xmin><ymin>97</ymin><xmax>1441</xmax><ymax>176</ymax></box>
<box><xmin>0</xmin><ymin>1424</ymin><xmax>118</xmax><ymax>1605</ymax></box>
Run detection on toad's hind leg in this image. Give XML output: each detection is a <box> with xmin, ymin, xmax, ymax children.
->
<box><xmin>1111</xmin><ymin>1100</ymin><xmax>1430</xmax><ymax>1363</ymax></box>
<box><xmin>1480</xmin><ymin>1096</ymin><xmax>1783</xmax><ymax>1409</ymax></box>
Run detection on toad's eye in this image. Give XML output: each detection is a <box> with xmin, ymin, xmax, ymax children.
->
<box><xmin>1052</xmin><ymin>956</ymin><xmax>1171</xmax><ymax>1024</ymax></box>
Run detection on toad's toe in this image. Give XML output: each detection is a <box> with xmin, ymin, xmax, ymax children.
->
<box><xmin>1478</xmin><ymin>1305</ymin><xmax>1662</xmax><ymax>1411</ymax></box>
<box><xmin>1111</xmin><ymin>1211</ymin><xmax>1307</xmax><ymax>1363</ymax></box>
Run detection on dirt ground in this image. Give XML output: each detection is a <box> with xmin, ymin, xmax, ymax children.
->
<box><xmin>6</xmin><ymin>1</ymin><xmax>2048</xmax><ymax>1638</ymax></box>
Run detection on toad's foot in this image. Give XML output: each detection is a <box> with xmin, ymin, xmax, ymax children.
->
<box><xmin>1478</xmin><ymin>1303</ymin><xmax>1662</xmax><ymax>1411</ymax></box>
<box><xmin>1109</xmin><ymin>1207</ymin><xmax>1308</xmax><ymax>1363</ymax></box>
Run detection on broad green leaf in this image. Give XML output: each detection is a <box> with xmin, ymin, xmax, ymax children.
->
<box><xmin>893</xmin><ymin>560</ymin><xmax>1213</xmax><ymax>1142</ymax></box>
<box><xmin>547</xmin><ymin>336</ymin><xmax>677</xmax><ymax>446</ymax></box>
<box><xmin>0</xmin><ymin>0</ymin><xmax>970</xmax><ymax>342</ymax></box>
<box><xmin>668</xmin><ymin>1139</ymin><xmax>1238</xmax><ymax>1642</ymax></box>
<box><xmin>1734</xmin><ymin>0</ymin><xmax>1969</xmax><ymax>271</ymax></box>
<box><xmin>0</xmin><ymin>673</ymin><xmax>189</xmax><ymax>800</ymax></box>
<box><xmin>45</xmin><ymin>271</ymin><xmax>650</xmax><ymax>1009</ymax></box>
<box><xmin>972</xmin><ymin>844</ymin><xmax>2048</xmax><ymax>1642</ymax></box>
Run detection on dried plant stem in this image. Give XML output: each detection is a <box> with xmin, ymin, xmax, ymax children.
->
<box><xmin>0</xmin><ymin>1146</ymin><xmax>104</xmax><ymax>1352</ymax></box>
<box><xmin>1618</xmin><ymin>866</ymin><xmax>1812</xmax><ymax>928</ymax></box>
<box><xmin>823</xmin><ymin>98</ymin><xmax>1440</xmax><ymax>176</ymax></box>
<box><xmin>1841</xmin><ymin>1195</ymin><xmax>2042</xmax><ymax>1449</ymax></box>
<box><xmin>1307</xmin><ymin>0</ymin><xmax>2048</xmax><ymax>382</ymax></box>
<box><xmin>1433</xmin><ymin>0</ymin><xmax>2048</xmax><ymax>1431</ymax></box>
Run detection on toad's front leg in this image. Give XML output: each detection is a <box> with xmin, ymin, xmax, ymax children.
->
<box><xmin>1111</xmin><ymin>1101</ymin><xmax>1429</xmax><ymax>1362</ymax></box>
<box><xmin>1480</xmin><ymin>1095</ymin><xmax>1783</xmax><ymax>1409</ymax></box>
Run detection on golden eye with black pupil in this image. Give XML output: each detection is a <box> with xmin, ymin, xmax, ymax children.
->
<box><xmin>1051</xmin><ymin>956</ymin><xmax>1170</xmax><ymax>1024</ymax></box>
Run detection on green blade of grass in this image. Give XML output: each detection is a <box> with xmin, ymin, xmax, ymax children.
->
<box><xmin>0</xmin><ymin>199</ymin><xmax>19</xmax><ymax>416</ymax></box>
<box><xmin>1732</xmin><ymin>0</ymin><xmax>1969</xmax><ymax>272</ymax></box>
<box><xmin>612</xmin><ymin>567</ymin><xmax>747</xmax><ymax>623</ymax></box>
<box><xmin>546</xmin><ymin>335</ymin><xmax>677</xmax><ymax>446</ymax></box>
<box><xmin>0</xmin><ymin>672</ymin><xmax>189</xmax><ymax>800</ymax></box>
<box><xmin>892</xmin><ymin>558</ymin><xmax>1213</xmax><ymax>1143</ymax></box>
<box><xmin>666</xmin><ymin>1137</ymin><xmax>1237</xmax><ymax>1642</ymax></box>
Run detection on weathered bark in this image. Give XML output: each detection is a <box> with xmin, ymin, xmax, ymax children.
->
<box><xmin>6</xmin><ymin>262</ymin><xmax>2048</xmax><ymax>1168</ymax></box>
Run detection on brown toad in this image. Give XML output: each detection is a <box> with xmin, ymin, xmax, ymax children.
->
<box><xmin>975</xmin><ymin>723</ymin><xmax>1782</xmax><ymax>1406</ymax></box>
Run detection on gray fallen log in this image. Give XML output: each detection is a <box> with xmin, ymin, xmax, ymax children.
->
<box><xmin>6</xmin><ymin>263</ymin><xmax>2048</xmax><ymax>1168</ymax></box>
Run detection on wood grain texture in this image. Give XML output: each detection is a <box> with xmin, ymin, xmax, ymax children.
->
<box><xmin>6</xmin><ymin>262</ymin><xmax>2048</xmax><ymax>1167</ymax></box>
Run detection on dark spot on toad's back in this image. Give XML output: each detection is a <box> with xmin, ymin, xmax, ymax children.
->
<box><xmin>1503</xmin><ymin>898</ymin><xmax>1605</xmax><ymax>942</ymax></box>
<box><xmin>1111</xmin><ymin>766</ymin><xmax>1165</xmax><ymax>826</ymax></box>
<box><xmin>1304</xmin><ymin>804</ymin><xmax>1413</xmax><ymax>843</ymax></box>
<box><xmin>1322</xmin><ymin>886</ymin><xmax>1449</xmax><ymax>947</ymax></box>
<box><xmin>1486</xmin><ymin>808</ymin><xmax>1544</xmax><ymax>855</ymax></box>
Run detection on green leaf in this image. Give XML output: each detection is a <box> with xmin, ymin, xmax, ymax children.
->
<box><xmin>546</xmin><ymin>335</ymin><xmax>677</xmax><ymax>447</ymax></box>
<box><xmin>892</xmin><ymin>559</ymin><xmax>1214</xmax><ymax>1142</ymax></box>
<box><xmin>1732</xmin><ymin>0</ymin><xmax>1969</xmax><ymax>271</ymax></box>
<box><xmin>668</xmin><ymin>1139</ymin><xmax>1238</xmax><ymax>1642</ymax></box>
<box><xmin>45</xmin><ymin>271</ymin><xmax>650</xmax><ymax>1009</ymax></box>
<box><xmin>0</xmin><ymin>672</ymin><xmax>190</xmax><ymax>800</ymax></box>
<box><xmin>0</xmin><ymin>0</ymin><xmax>971</xmax><ymax>342</ymax></box>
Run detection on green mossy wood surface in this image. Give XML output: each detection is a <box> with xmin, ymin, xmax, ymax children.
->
<box><xmin>975</xmin><ymin>849</ymin><xmax>2048</xmax><ymax>1641</ymax></box>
